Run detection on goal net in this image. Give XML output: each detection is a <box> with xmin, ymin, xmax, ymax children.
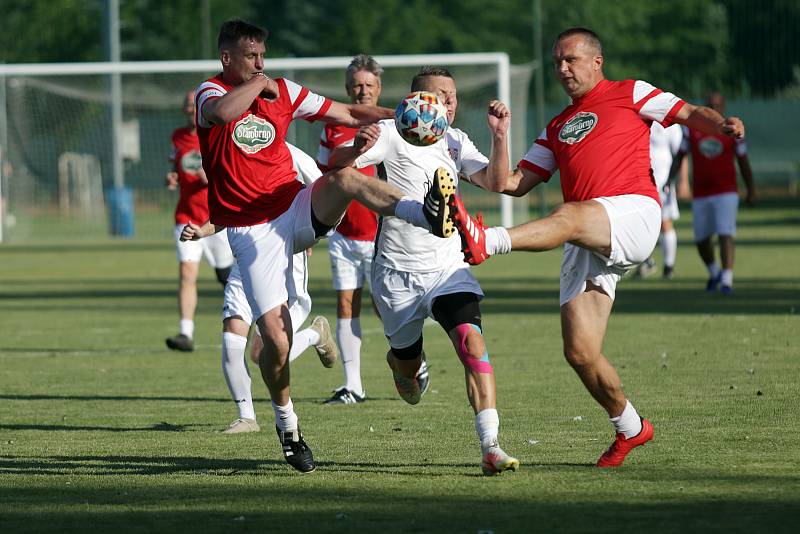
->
<box><xmin>0</xmin><ymin>55</ymin><xmax>533</xmax><ymax>242</ymax></box>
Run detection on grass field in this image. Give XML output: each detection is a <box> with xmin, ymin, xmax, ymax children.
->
<box><xmin>1</xmin><ymin>199</ymin><xmax>799</xmax><ymax>533</ymax></box>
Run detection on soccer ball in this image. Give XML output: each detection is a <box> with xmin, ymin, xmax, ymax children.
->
<box><xmin>394</xmin><ymin>91</ymin><xmax>449</xmax><ymax>146</ymax></box>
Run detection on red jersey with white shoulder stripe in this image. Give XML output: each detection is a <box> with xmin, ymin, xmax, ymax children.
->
<box><xmin>682</xmin><ymin>127</ymin><xmax>747</xmax><ymax>199</ymax></box>
<box><xmin>170</xmin><ymin>126</ymin><xmax>208</xmax><ymax>225</ymax></box>
<box><xmin>316</xmin><ymin>124</ymin><xmax>378</xmax><ymax>242</ymax></box>
<box><xmin>520</xmin><ymin>79</ymin><xmax>686</xmax><ymax>204</ymax></box>
<box><xmin>195</xmin><ymin>74</ymin><xmax>332</xmax><ymax>226</ymax></box>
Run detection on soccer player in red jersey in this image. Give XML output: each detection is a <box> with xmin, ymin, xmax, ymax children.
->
<box><xmin>448</xmin><ymin>28</ymin><xmax>747</xmax><ymax>467</ymax></box>
<box><xmin>194</xmin><ymin>20</ymin><xmax>444</xmax><ymax>473</ymax></box>
<box><xmin>673</xmin><ymin>91</ymin><xmax>756</xmax><ymax>295</ymax></box>
<box><xmin>165</xmin><ymin>90</ymin><xmax>234</xmax><ymax>353</ymax></box>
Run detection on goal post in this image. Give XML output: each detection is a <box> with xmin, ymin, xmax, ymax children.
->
<box><xmin>0</xmin><ymin>54</ymin><xmax>533</xmax><ymax>242</ymax></box>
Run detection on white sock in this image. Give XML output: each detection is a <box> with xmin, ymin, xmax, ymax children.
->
<box><xmin>706</xmin><ymin>261</ymin><xmax>721</xmax><ymax>279</ymax></box>
<box><xmin>337</xmin><ymin>318</ymin><xmax>364</xmax><ymax>396</ymax></box>
<box><xmin>288</xmin><ymin>327</ymin><xmax>321</xmax><ymax>362</ymax></box>
<box><xmin>721</xmin><ymin>269</ymin><xmax>733</xmax><ymax>287</ymax></box>
<box><xmin>221</xmin><ymin>332</ymin><xmax>255</xmax><ymax>420</ymax></box>
<box><xmin>475</xmin><ymin>408</ymin><xmax>500</xmax><ymax>450</ymax></box>
<box><xmin>394</xmin><ymin>196</ymin><xmax>430</xmax><ymax>230</ymax></box>
<box><xmin>484</xmin><ymin>227</ymin><xmax>512</xmax><ymax>256</ymax></box>
<box><xmin>272</xmin><ymin>398</ymin><xmax>298</xmax><ymax>432</ymax></box>
<box><xmin>179</xmin><ymin>319</ymin><xmax>194</xmax><ymax>339</ymax></box>
<box><xmin>661</xmin><ymin>229</ymin><xmax>677</xmax><ymax>268</ymax></box>
<box><xmin>610</xmin><ymin>400</ymin><xmax>642</xmax><ymax>439</ymax></box>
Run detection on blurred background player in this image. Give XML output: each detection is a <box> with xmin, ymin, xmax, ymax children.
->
<box><xmin>636</xmin><ymin>121</ymin><xmax>687</xmax><ymax>279</ymax></box>
<box><xmin>315</xmin><ymin>54</ymin><xmax>381</xmax><ymax>405</ymax></box>
<box><xmin>673</xmin><ymin>91</ymin><xmax>756</xmax><ymax>295</ymax></box>
<box><xmin>165</xmin><ymin>90</ymin><xmax>234</xmax><ymax>352</ymax></box>
<box><xmin>316</xmin><ymin>54</ymin><xmax>430</xmax><ymax>405</ymax></box>
<box><xmin>330</xmin><ymin>67</ymin><xmax>519</xmax><ymax>475</ymax></box>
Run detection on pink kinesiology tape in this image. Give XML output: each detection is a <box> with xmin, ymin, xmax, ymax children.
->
<box><xmin>454</xmin><ymin>323</ymin><xmax>493</xmax><ymax>374</ymax></box>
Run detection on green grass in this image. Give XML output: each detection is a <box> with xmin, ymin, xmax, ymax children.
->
<box><xmin>1</xmin><ymin>199</ymin><xmax>799</xmax><ymax>533</ymax></box>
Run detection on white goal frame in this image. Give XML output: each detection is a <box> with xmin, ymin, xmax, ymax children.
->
<box><xmin>0</xmin><ymin>53</ymin><xmax>517</xmax><ymax>242</ymax></box>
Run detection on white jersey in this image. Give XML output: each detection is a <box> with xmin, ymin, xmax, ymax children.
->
<box><xmin>355</xmin><ymin>119</ymin><xmax>488</xmax><ymax>273</ymax></box>
<box><xmin>649</xmin><ymin>122</ymin><xmax>683</xmax><ymax>190</ymax></box>
<box><xmin>287</xmin><ymin>143</ymin><xmax>322</xmax><ymax>185</ymax></box>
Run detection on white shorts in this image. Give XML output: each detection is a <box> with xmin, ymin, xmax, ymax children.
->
<box><xmin>659</xmin><ymin>182</ymin><xmax>680</xmax><ymax>222</ymax></box>
<box><xmin>222</xmin><ymin>254</ymin><xmax>311</xmax><ymax>330</ymax></box>
<box><xmin>692</xmin><ymin>192</ymin><xmax>738</xmax><ymax>241</ymax></box>
<box><xmin>226</xmin><ymin>185</ymin><xmax>326</xmax><ymax>321</ymax></box>
<box><xmin>560</xmin><ymin>195</ymin><xmax>661</xmax><ymax>306</ymax></box>
<box><xmin>328</xmin><ymin>231</ymin><xmax>374</xmax><ymax>291</ymax></box>
<box><xmin>371</xmin><ymin>262</ymin><xmax>482</xmax><ymax>349</ymax></box>
<box><xmin>174</xmin><ymin>224</ymin><xmax>234</xmax><ymax>268</ymax></box>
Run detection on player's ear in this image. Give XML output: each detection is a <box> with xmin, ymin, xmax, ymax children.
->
<box><xmin>220</xmin><ymin>49</ymin><xmax>231</xmax><ymax>67</ymax></box>
<box><xmin>594</xmin><ymin>55</ymin><xmax>603</xmax><ymax>71</ymax></box>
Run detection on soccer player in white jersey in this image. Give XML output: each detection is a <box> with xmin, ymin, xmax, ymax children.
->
<box><xmin>447</xmin><ymin>28</ymin><xmax>747</xmax><ymax>467</ymax></box>
<box><xmin>329</xmin><ymin>66</ymin><xmax>519</xmax><ymax>476</ymax></box>
<box><xmin>638</xmin><ymin>122</ymin><xmax>685</xmax><ymax>279</ymax></box>
<box><xmin>165</xmin><ymin>90</ymin><xmax>234</xmax><ymax>352</ymax></box>
<box><xmin>182</xmin><ymin>144</ymin><xmax>337</xmax><ymax>434</ymax></box>
<box><xmin>194</xmin><ymin>20</ymin><xmax>449</xmax><ymax>473</ymax></box>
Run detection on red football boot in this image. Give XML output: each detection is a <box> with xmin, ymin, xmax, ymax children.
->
<box><xmin>449</xmin><ymin>194</ymin><xmax>490</xmax><ymax>265</ymax></box>
<box><xmin>596</xmin><ymin>418</ymin><xmax>654</xmax><ymax>467</ymax></box>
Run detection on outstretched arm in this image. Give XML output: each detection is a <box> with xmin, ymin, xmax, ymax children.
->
<box><xmin>322</xmin><ymin>101</ymin><xmax>393</xmax><ymax>128</ymax></box>
<box><xmin>180</xmin><ymin>220</ymin><xmax>224</xmax><ymax>241</ymax></box>
<box><xmin>674</xmin><ymin>103</ymin><xmax>745</xmax><ymax>139</ymax></box>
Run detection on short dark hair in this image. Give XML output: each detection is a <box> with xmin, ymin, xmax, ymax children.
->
<box><xmin>411</xmin><ymin>66</ymin><xmax>454</xmax><ymax>91</ymax></box>
<box><xmin>217</xmin><ymin>19</ymin><xmax>268</xmax><ymax>51</ymax></box>
<box><xmin>555</xmin><ymin>27</ymin><xmax>602</xmax><ymax>55</ymax></box>
<box><xmin>346</xmin><ymin>54</ymin><xmax>383</xmax><ymax>88</ymax></box>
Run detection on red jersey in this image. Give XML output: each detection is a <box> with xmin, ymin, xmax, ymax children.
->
<box><xmin>520</xmin><ymin>79</ymin><xmax>686</xmax><ymax>204</ymax></box>
<box><xmin>195</xmin><ymin>75</ymin><xmax>332</xmax><ymax>227</ymax></box>
<box><xmin>170</xmin><ymin>126</ymin><xmax>208</xmax><ymax>225</ymax></box>
<box><xmin>316</xmin><ymin>124</ymin><xmax>378</xmax><ymax>241</ymax></box>
<box><xmin>682</xmin><ymin>128</ymin><xmax>747</xmax><ymax>199</ymax></box>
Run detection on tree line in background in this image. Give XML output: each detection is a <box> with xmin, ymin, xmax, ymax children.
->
<box><xmin>1</xmin><ymin>0</ymin><xmax>798</xmax><ymax>100</ymax></box>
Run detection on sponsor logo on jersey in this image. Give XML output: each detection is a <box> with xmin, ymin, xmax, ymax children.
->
<box><xmin>180</xmin><ymin>150</ymin><xmax>203</xmax><ymax>173</ymax></box>
<box><xmin>448</xmin><ymin>147</ymin><xmax>459</xmax><ymax>162</ymax></box>
<box><xmin>232</xmin><ymin>115</ymin><xmax>276</xmax><ymax>154</ymax></box>
<box><xmin>698</xmin><ymin>137</ymin><xmax>724</xmax><ymax>159</ymax></box>
<box><xmin>558</xmin><ymin>111</ymin><xmax>598</xmax><ymax>145</ymax></box>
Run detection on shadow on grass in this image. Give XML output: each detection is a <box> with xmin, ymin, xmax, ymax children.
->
<box><xmin>0</xmin><ymin>460</ymin><xmax>798</xmax><ymax>533</ymax></box>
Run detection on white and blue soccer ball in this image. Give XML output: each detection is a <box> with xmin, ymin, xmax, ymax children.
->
<box><xmin>394</xmin><ymin>91</ymin><xmax>449</xmax><ymax>146</ymax></box>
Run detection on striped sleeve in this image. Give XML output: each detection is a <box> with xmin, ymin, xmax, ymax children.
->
<box><xmin>518</xmin><ymin>128</ymin><xmax>556</xmax><ymax>179</ymax></box>
<box><xmin>283</xmin><ymin>78</ymin><xmax>332</xmax><ymax>122</ymax></box>
<box><xmin>195</xmin><ymin>81</ymin><xmax>226</xmax><ymax>128</ymax></box>
<box><xmin>634</xmin><ymin>80</ymin><xmax>686</xmax><ymax>126</ymax></box>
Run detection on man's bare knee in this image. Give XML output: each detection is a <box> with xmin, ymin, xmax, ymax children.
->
<box><xmin>564</xmin><ymin>346</ymin><xmax>596</xmax><ymax>369</ymax></box>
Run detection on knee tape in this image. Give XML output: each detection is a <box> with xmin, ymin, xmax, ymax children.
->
<box><xmin>454</xmin><ymin>323</ymin><xmax>493</xmax><ymax>374</ymax></box>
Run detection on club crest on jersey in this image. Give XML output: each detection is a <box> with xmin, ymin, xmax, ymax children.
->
<box><xmin>698</xmin><ymin>137</ymin><xmax>724</xmax><ymax>159</ymax></box>
<box><xmin>180</xmin><ymin>150</ymin><xmax>203</xmax><ymax>173</ymax></box>
<box><xmin>558</xmin><ymin>111</ymin><xmax>598</xmax><ymax>145</ymax></box>
<box><xmin>448</xmin><ymin>147</ymin><xmax>459</xmax><ymax>162</ymax></box>
<box><xmin>232</xmin><ymin>115</ymin><xmax>276</xmax><ymax>154</ymax></box>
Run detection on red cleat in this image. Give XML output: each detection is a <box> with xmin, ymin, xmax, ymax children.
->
<box><xmin>449</xmin><ymin>194</ymin><xmax>490</xmax><ymax>265</ymax></box>
<box><xmin>596</xmin><ymin>418</ymin><xmax>654</xmax><ymax>467</ymax></box>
